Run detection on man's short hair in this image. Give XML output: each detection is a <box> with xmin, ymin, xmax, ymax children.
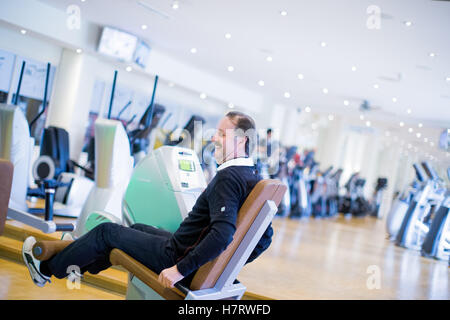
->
<box><xmin>226</xmin><ymin>111</ymin><xmax>256</xmax><ymax>156</ymax></box>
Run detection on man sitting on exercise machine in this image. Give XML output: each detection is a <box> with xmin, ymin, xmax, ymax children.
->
<box><xmin>22</xmin><ymin>111</ymin><xmax>273</xmax><ymax>289</ymax></box>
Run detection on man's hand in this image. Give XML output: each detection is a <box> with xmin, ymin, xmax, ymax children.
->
<box><xmin>158</xmin><ymin>265</ymin><xmax>184</xmax><ymax>288</ymax></box>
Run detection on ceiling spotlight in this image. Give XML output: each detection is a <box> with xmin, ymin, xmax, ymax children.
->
<box><xmin>297</xmin><ymin>73</ymin><xmax>304</xmax><ymax>80</ymax></box>
<box><xmin>258</xmin><ymin>80</ymin><xmax>265</xmax><ymax>87</ymax></box>
<box><xmin>200</xmin><ymin>93</ymin><xmax>207</xmax><ymax>100</ymax></box>
<box><xmin>141</xmin><ymin>24</ymin><xmax>148</xmax><ymax>30</ymax></box>
<box><xmin>360</xmin><ymin>114</ymin><xmax>365</xmax><ymax>120</ymax></box>
<box><xmin>227</xmin><ymin>66</ymin><xmax>234</xmax><ymax>72</ymax></box>
<box><xmin>280</xmin><ymin>10</ymin><xmax>288</xmax><ymax>16</ymax></box>
<box><xmin>399</xmin><ymin>121</ymin><xmax>405</xmax><ymax>127</ymax></box>
<box><xmin>172</xmin><ymin>1</ymin><xmax>179</xmax><ymax>9</ymax></box>
<box><xmin>125</xmin><ymin>66</ymin><xmax>132</xmax><ymax>72</ymax></box>
<box><xmin>429</xmin><ymin>52</ymin><xmax>436</xmax><ymax>58</ymax></box>
<box><xmin>20</xmin><ymin>29</ymin><xmax>27</xmax><ymax>35</ymax></box>
<box><xmin>344</xmin><ymin>100</ymin><xmax>350</xmax><ymax>106</ymax></box>
<box><xmin>225</xmin><ymin>33</ymin><xmax>231</xmax><ymax>39</ymax></box>
<box><xmin>351</xmin><ymin>66</ymin><xmax>357</xmax><ymax>72</ymax></box>
<box><xmin>305</xmin><ymin>106</ymin><xmax>311</xmax><ymax>113</ymax></box>
<box><xmin>430</xmin><ymin>142</ymin><xmax>434</xmax><ymax>147</ymax></box>
<box><xmin>322</xmin><ymin>88</ymin><xmax>329</xmax><ymax>94</ymax></box>
<box><xmin>404</xmin><ymin>21</ymin><xmax>413</xmax><ymax>27</ymax></box>
<box><xmin>366</xmin><ymin>121</ymin><xmax>371</xmax><ymax>127</ymax></box>
<box><xmin>76</xmin><ymin>48</ymin><xmax>83</xmax><ymax>54</ymax></box>
<box><xmin>266</xmin><ymin>56</ymin><xmax>273</xmax><ymax>62</ymax></box>
<box><xmin>446</xmin><ymin>77</ymin><xmax>450</xmax><ymax>82</ymax></box>
<box><xmin>320</xmin><ymin>42</ymin><xmax>327</xmax><ymax>47</ymax></box>
<box><xmin>408</xmin><ymin>128</ymin><xmax>414</xmax><ymax>133</ymax></box>
<box><xmin>328</xmin><ymin>114</ymin><xmax>334</xmax><ymax>121</ymax></box>
<box><xmin>373</xmin><ymin>84</ymin><xmax>379</xmax><ymax>89</ymax></box>
<box><xmin>406</xmin><ymin>108</ymin><xmax>412</xmax><ymax>114</ymax></box>
<box><xmin>284</xmin><ymin>92</ymin><xmax>291</xmax><ymax>98</ymax></box>
<box><xmin>416</xmin><ymin>133</ymin><xmax>421</xmax><ymax>138</ymax></box>
<box><xmin>190</xmin><ymin>48</ymin><xmax>197</xmax><ymax>54</ymax></box>
<box><xmin>424</xmin><ymin>138</ymin><xmax>428</xmax><ymax>143</ymax></box>
<box><xmin>418</xmin><ymin>123</ymin><xmax>423</xmax><ymax>128</ymax></box>
<box><xmin>392</xmin><ymin>97</ymin><xmax>397</xmax><ymax>103</ymax></box>
<box><xmin>228</xmin><ymin>103</ymin><xmax>235</xmax><ymax>109</ymax></box>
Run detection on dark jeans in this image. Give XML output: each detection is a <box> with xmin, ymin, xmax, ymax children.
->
<box><xmin>42</xmin><ymin>223</ymin><xmax>177</xmax><ymax>279</ymax></box>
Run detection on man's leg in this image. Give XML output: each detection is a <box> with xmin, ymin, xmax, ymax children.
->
<box><xmin>41</xmin><ymin>223</ymin><xmax>176</xmax><ymax>279</ymax></box>
<box><xmin>130</xmin><ymin>223</ymin><xmax>173</xmax><ymax>238</ymax></box>
<box><xmin>80</xmin><ymin>224</ymin><xmax>173</xmax><ymax>275</ymax></box>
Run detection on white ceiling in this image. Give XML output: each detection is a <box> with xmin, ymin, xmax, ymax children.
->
<box><xmin>37</xmin><ymin>0</ymin><xmax>450</xmax><ymax>127</ymax></box>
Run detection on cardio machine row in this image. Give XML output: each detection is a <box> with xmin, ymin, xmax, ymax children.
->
<box><xmin>386</xmin><ymin>162</ymin><xmax>450</xmax><ymax>264</ymax></box>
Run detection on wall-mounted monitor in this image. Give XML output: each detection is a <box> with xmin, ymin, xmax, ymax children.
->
<box><xmin>134</xmin><ymin>40</ymin><xmax>151</xmax><ymax>68</ymax></box>
<box><xmin>98</xmin><ymin>27</ymin><xmax>138</xmax><ymax>62</ymax></box>
<box><xmin>439</xmin><ymin>129</ymin><xmax>449</xmax><ymax>150</ymax></box>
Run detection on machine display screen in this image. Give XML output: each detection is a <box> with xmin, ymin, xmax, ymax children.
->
<box><xmin>179</xmin><ymin>159</ymin><xmax>195</xmax><ymax>172</ymax></box>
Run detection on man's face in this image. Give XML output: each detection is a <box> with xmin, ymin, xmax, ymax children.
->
<box><xmin>211</xmin><ymin>116</ymin><xmax>246</xmax><ymax>165</ymax></box>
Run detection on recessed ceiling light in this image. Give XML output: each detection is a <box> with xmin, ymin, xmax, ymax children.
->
<box><xmin>430</xmin><ymin>142</ymin><xmax>434</xmax><ymax>147</ymax></box>
<box><xmin>406</xmin><ymin>108</ymin><xmax>412</xmax><ymax>114</ymax></box>
<box><xmin>172</xmin><ymin>1</ymin><xmax>179</xmax><ymax>10</ymax></box>
<box><xmin>360</xmin><ymin>114</ymin><xmax>365</xmax><ymax>120</ymax></box>
<box><xmin>446</xmin><ymin>77</ymin><xmax>450</xmax><ymax>82</ymax></box>
<box><xmin>392</xmin><ymin>97</ymin><xmax>397</xmax><ymax>103</ymax></box>
<box><xmin>20</xmin><ymin>29</ymin><xmax>27</xmax><ymax>35</ymax></box>
<box><xmin>284</xmin><ymin>92</ymin><xmax>291</xmax><ymax>99</ymax></box>
<box><xmin>200</xmin><ymin>93</ymin><xmax>207</xmax><ymax>99</ymax></box>
<box><xmin>305</xmin><ymin>106</ymin><xmax>311</xmax><ymax>113</ymax></box>
<box><xmin>280</xmin><ymin>10</ymin><xmax>288</xmax><ymax>16</ymax></box>
<box><xmin>366</xmin><ymin>121</ymin><xmax>371</xmax><ymax>127</ymax></box>
<box><xmin>258</xmin><ymin>80</ymin><xmax>265</xmax><ymax>87</ymax></box>
<box><xmin>328</xmin><ymin>114</ymin><xmax>334</xmax><ymax>121</ymax></box>
<box><xmin>416</xmin><ymin>133</ymin><xmax>421</xmax><ymax>138</ymax></box>
<box><xmin>190</xmin><ymin>48</ymin><xmax>197</xmax><ymax>54</ymax></box>
<box><xmin>322</xmin><ymin>88</ymin><xmax>329</xmax><ymax>94</ymax></box>
<box><xmin>424</xmin><ymin>138</ymin><xmax>428</xmax><ymax>143</ymax></box>
<box><xmin>126</xmin><ymin>66</ymin><xmax>132</xmax><ymax>72</ymax></box>
<box><xmin>228</xmin><ymin>103</ymin><xmax>235</xmax><ymax>109</ymax></box>
<box><xmin>227</xmin><ymin>66</ymin><xmax>234</xmax><ymax>72</ymax></box>
<box><xmin>76</xmin><ymin>48</ymin><xmax>83</xmax><ymax>54</ymax></box>
<box><xmin>351</xmin><ymin>66</ymin><xmax>357</xmax><ymax>72</ymax></box>
<box><xmin>266</xmin><ymin>56</ymin><xmax>273</xmax><ymax>62</ymax></box>
<box><xmin>297</xmin><ymin>73</ymin><xmax>304</xmax><ymax>80</ymax></box>
<box><xmin>320</xmin><ymin>42</ymin><xmax>327</xmax><ymax>47</ymax></box>
<box><xmin>344</xmin><ymin>100</ymin><xmax>350</xmax><ymax>106</ymax></box>
<box><xmin>373</xmin><ymin>84</ymin><xmax>379</xmax><ymax>89</ymax></box>
<box><xmin>404</xmin><ymin>21</ymin><xmax>413</xmax><ymax>27</ymax></box>
<box><xmin>418</xmin><ymin>123</ymin><xmax>423</xmax><ymax>128</ymax></box>
<box><xmin>429</xmin><ymin>52</ymin><xmax>436</xmax><ymax>58</ymax></box>
<box><xmin>408</xmin><ymin>128</ymin><xmax>414</xmax><ymax>133</ymax></box>
<box><xmin>141</xmin><ymin>24</ymin><xmax>148</xmax><ymax>30</ymax></box>
<box><xmin>399</xmin><ymin>121</ymin><xmax>405</xmax><ymax>127</ymax></box>
<box><xmin>225</xmin><ymin>33</ymin><xmax>231</xmax><ymax>39</ymax></box>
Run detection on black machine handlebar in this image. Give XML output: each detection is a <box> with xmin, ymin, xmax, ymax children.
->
<box><xmin>413</xmin><ymin>163</ymin><xmax>426</xmax><ymax>182</ymax></box>
<box><xmin>421</xmin><ymin>161</ymin><xmax>439</xmax><ymax>181</ymax></box>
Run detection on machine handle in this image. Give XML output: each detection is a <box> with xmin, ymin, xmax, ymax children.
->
<box><xmin>55</xmin><ymin>224</ymin><xmax>75</xmax><ymax>232</ymax></box>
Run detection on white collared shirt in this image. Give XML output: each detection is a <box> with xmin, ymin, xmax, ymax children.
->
<box><xmin>216</xmin><ymin>157</ymin><xmax>254</xmax><ymax>171</ymax></box>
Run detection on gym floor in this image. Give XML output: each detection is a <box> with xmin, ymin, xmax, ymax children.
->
<box><xmin>0</xmin><ymin>215</ymin><xmax>448</xmax><ymax>300</ymax></box>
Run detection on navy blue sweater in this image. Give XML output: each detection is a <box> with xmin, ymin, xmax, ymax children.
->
<box><xmin>172</xmin><ymin>165</ymin><xmax>274</xmax><ymax>277</ymax></box>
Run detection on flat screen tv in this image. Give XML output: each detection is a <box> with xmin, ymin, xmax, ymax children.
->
<box><xmin>98</xmin><ymin>27</ymin><xmax>138</xmax><ymax>62</ymax></box>
<box><xmin>134</xmin><ymin>40</ymin><xmax>151</xmax><ymax>68</ymax></box>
